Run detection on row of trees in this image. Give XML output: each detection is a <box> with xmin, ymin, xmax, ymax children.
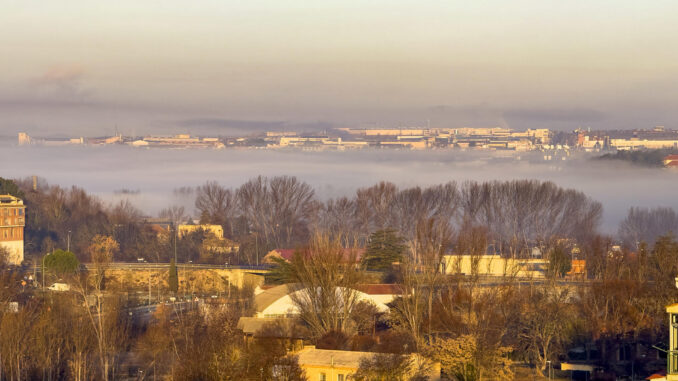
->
<box><xmin>5</xmin><ymin>175</ymin><xmax>678</xmax><ymax>267</ymax></box>
<box><xmin>193</xmin><ymin>177</ymin><xmax>603</xmax><ymax>262</ymax></box>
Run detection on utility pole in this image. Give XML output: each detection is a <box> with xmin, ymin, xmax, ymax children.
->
<box><xmin>42</xmin><ymin>252</ymin><xmax>49</xmax><ymax>290</ymax></box>
<box><xmin>67</xmin><ymin>230</ymin><xmax>71</xmax><ymax>252</ymax></box>
<box><xmin>148</xmin><ymin>273</ymin><xmax>152</xmax><ymax>305</ymax></box>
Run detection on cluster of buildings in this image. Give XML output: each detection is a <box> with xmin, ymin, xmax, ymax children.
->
<box><xmin>18</xmin><ymin>132</ymin><xmax>224</xmax><ymax>149</ymax></box>
<box><xmin>17</xmin><ymin>127</ymin><xmax>553</xmax><ymax>152</ymax></box>
<box><xmin>266</xmin><ymin>127</ymin><xmax>552</xmax><ymax>151</ymax></box>
<box><xmin>576</xmin><ymin>127</ymin><xmax>678</xmax><ymax>151</ymax></box>
<box><xmin>237</xmin><ymin>282</ymin><xmax>439</xmax><ymax>380</ymax></box>
<box><xmin>18</xmin><ymin>126</ymin><xmax>678</xmax><ymax>154</ymax></box>
<box><xmin>143</xmin><ymin>219</ymin><xmax>240</xmax><ymax>258</ymax></box>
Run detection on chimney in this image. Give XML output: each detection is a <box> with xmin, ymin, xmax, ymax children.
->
<box><xmin>32</xmin><ymin>176</ymin><xmax>37</xmax><ymax>191</ymax></box>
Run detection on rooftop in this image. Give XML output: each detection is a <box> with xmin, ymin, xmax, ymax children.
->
<box><xmin>355</xmin><ymin>284</ymin><xmax>403</xmax><ymax>295</ymax></box>
<box><xmin>236</xmin><ymin>316</ymin><xmax>308</xmax><ymax>338</ymax></box>
<box><xmin>295</xmin><ymin>346</ymin><xmax>375</xmax><ymax>369</ymax></box>
<box><xmin>0</xmin><ymin>194</ymin><xmax>23</xmax><ymax>205</ymax></box>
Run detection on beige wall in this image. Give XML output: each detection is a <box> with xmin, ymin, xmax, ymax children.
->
<box><xmin>103</xmin><ymin>267</ymin><xmax>264</xmax><ymax>292</ymax></box>
<box><xmin>302</xmin><ymin>365</ymin><xmax>356</xmax><ymax>381</ymax></box>
<box><xmin>611</xmin><ymin>139</ymin><xmax>678</xmax><ymax>150</ymax></box>
<box><xmin>442</xmin><ymin>255</ymin><xmax>547</xmax><ymax>278</ymax></box>
<box><xmin>299</xmin><ymin>355</ymin><xmax>440</xmax><ymax>381</ymax></box>
<box><xmin>0</xmin><ymin>240</ymin><xmax>23</xmax><ymax>265</ymax></box>
<box><xmin>178</xmin><ymin>224</ymin><xmax>224</xmax><ymax>239</ymax></box>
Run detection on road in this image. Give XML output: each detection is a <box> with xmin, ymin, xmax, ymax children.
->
<box><xmin>127</xmin><ymin>300</ymin><xmax>197</xmax><ymax>325</ymax></box>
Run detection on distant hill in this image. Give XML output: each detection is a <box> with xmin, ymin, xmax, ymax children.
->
<box><xmin>596</xmin><ymin>149</ymin><xmax>678</xmax><ymax>167</ymax></box>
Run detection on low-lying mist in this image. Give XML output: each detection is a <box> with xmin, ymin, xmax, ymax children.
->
<box><xmin>2</xmin><ymin>142</ymin><xmax>676</xmax><ymax>234</ymax></box>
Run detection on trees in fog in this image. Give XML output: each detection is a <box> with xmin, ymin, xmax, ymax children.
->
<box><xmin>458</xmin><ymin>180</ymin><xmax>602</xmax><ymax>258</ymax></box>
<box><xmin>236</xmin><ymin>176</ymin><xmax>316</xmax><ymax>248</ymax></box>
<box><xmin>619</xmin><ymin>207</ymin><xmax>678</xmax><ymax>249</ymax></box>
<box><xmin>159</xmin><ymin>205</ymin><xmax>187</xmax><ymax>226</ymax></box>
<box><xmin>12</xmin><ymin>175</ymin><xmax>607</xmax><ymax>266</ymax></box>
<box><xmin>195</xmin><ymin>180</ymin><xmax>236</xmax><ymax>229</ymax></box>
<box><xmin>315</xmin><ymin>196</ymin><xmax>362</xmax><ymax>248</ymax></box>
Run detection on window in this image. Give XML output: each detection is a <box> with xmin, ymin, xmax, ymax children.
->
<box><xmin>338</xmin><ymin>375</ymin><xmax>345</xmax><ymax>381</ymax></box>
<box><xmin>319</xmin><ymin>373</ymin><xmax>327</xmax><ymax>381</ymax></box>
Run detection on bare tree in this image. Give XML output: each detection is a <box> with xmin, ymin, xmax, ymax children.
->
<box><xmin>392</xmin><ymin>217</ymin><xmax>453</xmax><ymax>345</ymax></box>
<box><xmin>288</xmin><ymin>234</ymin><xmax>364</xmax><ymax>338</ymax></box>
<box><xmin>237</xmin><ymin>176</ymin><xmax>316</xmax><ymax>248</ymax></box>
<box><xmin>458</xmin><ymin>180</ymin><xmax>602</xmax><ymax>258</ymax></box>
<box><xmin>519</xmin><ymin>284</ymin><xmax>573</xmax><ymax>377</ymax></box>
<box><xmin>315</xmin><ymin>197</ymin><xmax>363</xmax><ymax>248</ymax></box>
<box><xmin>195</xmin><ymin>181</ymin><xmax>236</xmax><ymax>233</ymax></box>
<box><xmin>355</xmin><ymin>181</ymin><xmax>398</xmax><ymax>232</ymax></box>
<box><xmin>74</xmin><ymin>235</ymin><xmax>125</xmax><ymax>380</ymax></box>
<box><xmin>619</xmin><ymin>207</ymin><xmax>678</xmax><ymax>250</ymax></box>
<box><xmin>159</xmin><ymin>205</ymin><xmax>187</xmax><ymax>227</ymax></box>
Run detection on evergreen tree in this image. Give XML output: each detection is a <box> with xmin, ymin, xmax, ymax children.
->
<box><xmin>44</xmin><ymin>249</ymin><xmax>80</xmax><ymax>278</ymax></box>
<box><xmin>169</xmin><ymin>258</ymin><xmax>178</xmax><ymax>293</ymax></box>
<box><xmin>0</xmin><ymin>177</ymin><xmax>24</xmax><ymax>199</ymax></box>
<box><xmin>265</xmin><ymin>255</ymin><xmax>295</xmax><ymax>285</ymax></box>
<box><xmin>362</xmin><ymin>229</ymin><xmax>406</xmax><ymax>272</ymax></box>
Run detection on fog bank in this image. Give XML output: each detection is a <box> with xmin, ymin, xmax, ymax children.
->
<box><xmin>1</xmin><ymin>142</ymin><xmax>676</xmax><ymax>234</ymax></box>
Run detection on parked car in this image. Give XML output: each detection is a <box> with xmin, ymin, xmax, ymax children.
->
<box><xmin>48</xmin><ymin>283</ymin><xmax>70</xmax><ymax>291</ymax></box>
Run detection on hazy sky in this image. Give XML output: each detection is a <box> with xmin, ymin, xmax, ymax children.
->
<box><xmin>1</xmin><ymin>1</ymin><xmax>677</xmax><ymax>136</ymax></box>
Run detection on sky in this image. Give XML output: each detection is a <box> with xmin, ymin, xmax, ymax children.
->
<box><xmin>1</xmin><ymin>1</ymin><xmax>678</xmax><ymax>136</ymax></box>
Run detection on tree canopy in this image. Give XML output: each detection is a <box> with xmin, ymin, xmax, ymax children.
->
<box><xmin>44</xmin><ymin>249</ymin><xmax>80</xmax><ymax>277</ymax></box>
<box><xmin>0</xmin><ymin>177</ymin><xmax>24</xmax><ymax>199</ymax></box>
<box><xmin>362</xmin><ymin>229</ymin><xmax>407</xmax><ymax>272</ymax></box>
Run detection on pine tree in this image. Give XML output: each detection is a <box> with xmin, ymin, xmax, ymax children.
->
<box><xmin>169</xmin><ymin>258</ymin><xmax>178</xmax><ymax>294</ymax></box>
<box><xmin>362</xmin><ymin>229</ymin><xmax>406</xmax><ymax>272</ymax></box>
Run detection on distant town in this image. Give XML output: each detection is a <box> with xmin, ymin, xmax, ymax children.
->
<box><xmin>16</xmin><ymin>126</ymin><xmax>678</xmax><ymax>156</ymax></box>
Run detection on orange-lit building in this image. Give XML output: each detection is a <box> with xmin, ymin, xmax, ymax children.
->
<box><xmin>567</xmin><ymin>259</ymin><xmax>586</xmax><ymax>279</ymax></box>
<box><xmin>0</xmin><ymin>195</ymin><xmax>26</xmax><ymax>265</ymax></box>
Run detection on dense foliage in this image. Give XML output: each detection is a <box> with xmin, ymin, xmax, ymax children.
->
<box><xmin>597</xmin><ymin>148</ymin><xmax>678</xmax><ymax>167</ymax></box>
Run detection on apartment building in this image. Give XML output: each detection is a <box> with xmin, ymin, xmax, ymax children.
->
<box><xmin>0</xmin><ymin>195</ymin><xmax>26</xmax><ymax>265</ymax></box>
